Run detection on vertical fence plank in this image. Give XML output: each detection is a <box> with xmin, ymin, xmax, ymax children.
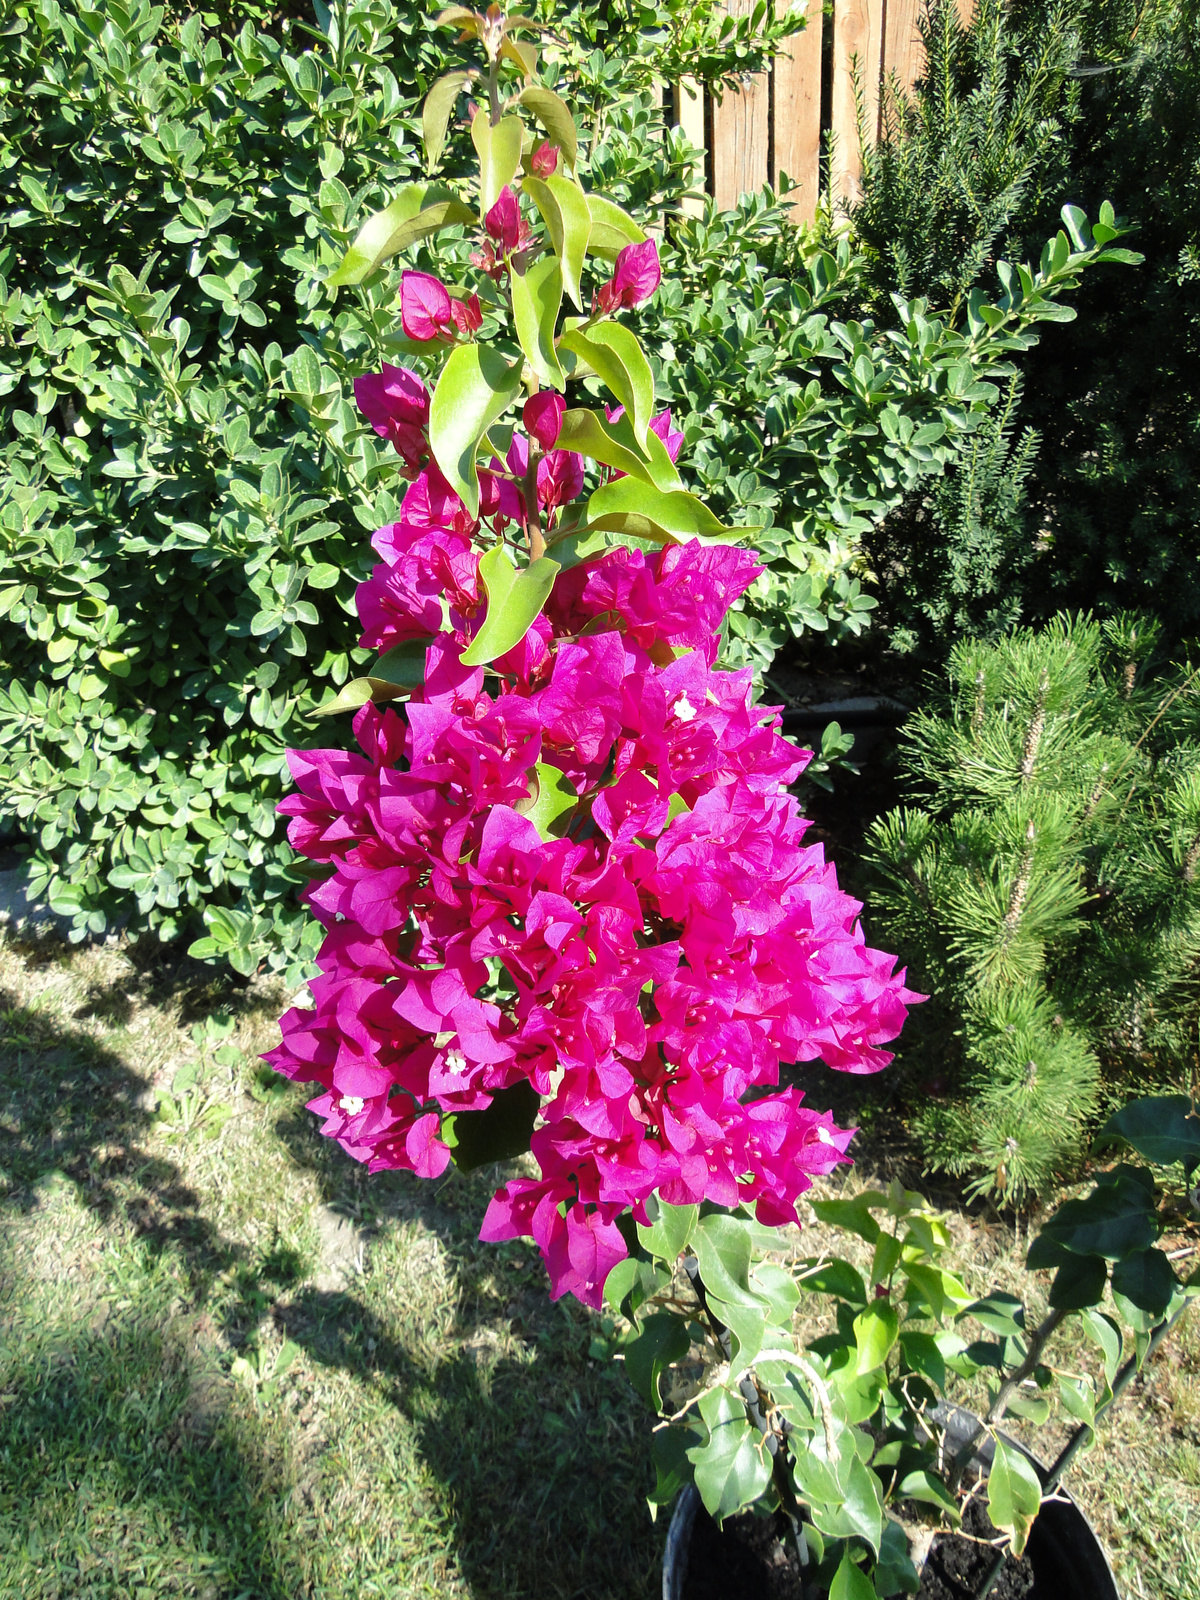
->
<box><xmin>673</xmin><ymin>79</ymin><xmax>708</xmax><ymax>217</ymax></box>
<box><xmin>830</xmin><ymin>0</ymin><xmax>884</xmax><ymax>207</ymax></box>
<box><xmin>772</xmin><ymin>0</ymin><xmax>823</xmax><ymax>225</ymax></box>
<box><xmin>711</xmin><ymin>0</ymin><xmax>771</xmax><ymax>210</ymax></box>
<box><xmin>882</xmin><ymin>0</ymin><xmax>925</xmax><ymax>104</ymax></box>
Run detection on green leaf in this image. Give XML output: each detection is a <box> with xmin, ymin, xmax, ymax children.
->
<box><xmin>523</xmin><ymin>173</ymin><xmax>591</xmax><ymax>311</ymax></box>
<box><xmin>329</xmin><ymin>185</ymin><xmax>475</xmax><ymax>285</ymax></box>
<box><xmin>809</xmin><ymin>1455</ymin><xmax>884</xmax><ymax>1553</ymax></box>
<box><xmin>1040</xmin><ymin>1175</ymin><xmax>1158</xmax><ymax>1261</ymax></box>
<box><xmin>372</xmin><ymin>637</ymin><xmax>431</xmax><ymax>690</ymax></box>
<box><xmin>1110</xmin><ymin>1247</ymin><xmax>1177</xmax><ymax>1318</ymax></box>
<box><xmin>429</xmin><ymin>344</ymin><xmax>523</xmax><ymax>517</ymax></box>
<box><xmin>810</xmin><ymin>1194</ymin><xmax>884</xmax><ymax>1246</ymax></box>
<box><xmin>309</xmin><ymin>677</ymin><xmax>382</xmax><ymax>718</ymax></box>
<box><xmin>624</xmin><ymin>1311</ymin><xmax>691</xmax><ymax>1412</ymax></box>
<box><xmin>751</xmin><ymin>1261</ymin><xmax>800</xmax><ymax>1324</ymax></box>
<box><xmin>511</xmin><ymin>254</ymin><xmax>565</xmax><ymax>388</ymax></box>
<box><xmin>986</xmin><ymin>1438</ymin><xmax>1042</xmax><ymax>1558</ymax></box>
<box><xmin>516</xmin><ymin>762</ymin><xmax>578</xmax><ymax>840</ymax></box>
<box><xmin>795</xmin><ymin>1257</ymin><xmax>869</xmax><ymax>1306</ymax></box>
<box><xmin>959</xmin><ymin>1293</ymin><xmax>1026</xmax><ymax>1337</ymax></box>
<box><xmin>830</xmin><ymin>1551</ymin><xmax>881</xmax><ymax>1600</ymax></box>
<box><xmin>472</xmin><ymin>113</ymin><xmax>524</xmax><ymax>215</ymax></box>
<box><xmin>648</xmin><ymin>1424</ymin><xmax>695</xmax><ymax>1506</ymax></box>
<box><xmin>636</xmin><ymin>1198</ymin><xmax>698</xmax><ymax>1265</ymax></box>
<box><xmin>1003</xmin><ymin>1389</ymin><xmax>1051</xmax><ymax>1425</ymax></box>
<box><xmin>902</xmin><ymin>1261</ymin><xmax>972</xmax><ymax>1321</ymax></box>
<box><xmin>585</xmin><ymin>322</ymin><xmax>655</xmax><ymax>447</ymax></box>
<box><xmin>898</xmin><ymin>1469</ymin><xmax>961</xmax><ymax>1525</ymax></box>
<box><xmin>692</xmin><ymin>1214</ymin><xmax>758</xmax><ymax>1308</ymax></box>
<box><xmin>709</xmin><ymin>1293</ymin><xmax>769</xmax><ymax>1375</ymax></box>
<box><xmin>1098</xmin><ymin>1095</ymin><xmax>1200</xmax><ymax>1172</ymax></box>
<box><xmin>518</xmin><ymin>86</ymin><xmax>578</xmax><ymax>171</ymax></box>
<box><xmin>853</xmin><ymin>1301</ymin><xmax>899</xmax><ymax>1376</ymax></box>
<box><xmin>458</xmin><ymin>546</ymin><xmax>560</xmax><ymax>666</ymax></box>
<box><xmin>442</xmin><ymin>1080</ymin><xmax>538</xmax><ymax>1171</ymax></box>
<box><xmin>554</xmin><ymin>408</ymin><xmax>678</xmax><ymax>492</ymax></box>
<box><xmin>898</xmin><ymin>1331</ymin><xmax>946</xmax><ymax>1390</ymax></box>
<box><xmin>586</xmin><ymin>193</ymin><xmax>647</xmax><ymax>260</ymax></box>
<box><xmin>688</xmin><ymin>1387</ymin><xmax>772</xmax><ymax>1521</ymax></box>
<box><xmin>1056</xmin><ymin>1373</ymin><xmax>1096</xmax><ymax>1432</ymax></box>
<box><xmin>1078</xmin><ymin>1308</ymin><xmax>1123</xmax><ymax>1384</ymax></box>
<box><xmin>876</xmin><ymin>1517</ymin><xmax>921</xmax><ymax>1597</ymax></box>
<box><xmin>423</xmin><ymin>71</ymin><xmax>471</xmax><ymax>170</ymax></box>
<box><xmin>585</xmin><ymin>476</ymin><xmax>749</xmax><ymax>544</ymax></box>
<box><xmin>1048</xmin><ymin>1252</ymin><xmax>1108</xmax><ymax>1310</ymax></box>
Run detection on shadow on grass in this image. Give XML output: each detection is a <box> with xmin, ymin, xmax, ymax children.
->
<box><xmin>273</xmin><ymin>1283</ymin><xmax>660</xmax><ymax>1600</ymax></box>
<box><xmin>2</xmin><ymin>1317</ymin><xmax>304</xmax><ymax>1598</ymax></box>
<box><xmin>0</xmin><ymin>983</ymin><xmax>660</xmax><ymax>1599</ymax></box>
<box><xmin>0</xmin><ymin>983</ymin><xmax>241</xmax><ymax>1287</ymax></box>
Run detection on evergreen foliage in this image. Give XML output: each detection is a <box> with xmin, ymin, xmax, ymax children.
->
<box><xmin>851</xmin><ymin>0</ymin><xmax>1200</xmax><ymax>661</ymax></box>
<box><xmin>864</xmin><ymin>613</ymin><xmax>1200</xmax><ymax>1201</ymax></box>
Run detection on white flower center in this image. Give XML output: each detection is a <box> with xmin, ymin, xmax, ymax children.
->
<box><xmin>672</xmin><ymin>694</ymin><xmax>697</xmax><ymax>723</ymax></box>
<box><xmin>816</xmin><ymin>1125</ymin><xmax>834</xmax><ymax>1145</ymax></box>
<box><xmin>339</xmin><ymin>1096</ymin><xmax>365</xmax><ymax>1115</ymax></box>
<box><xmin>445</xmin><ymin>1049</ymin><xmax>467</xmax><ymax>1075</ymax></box>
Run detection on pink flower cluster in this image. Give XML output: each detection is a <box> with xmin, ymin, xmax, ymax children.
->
<box><xmin>267</xmin><ymin>369</ymin><xmax>917</xmax><ymax>1308</ymax></box>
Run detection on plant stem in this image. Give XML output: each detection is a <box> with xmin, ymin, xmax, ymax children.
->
<box><xmin>947</xmin><ymin>1306</ymin><xmax>1069</xmax><ymax>1491</ymax></box>
<box><xmin>974</xmin><ymin>1299</ymin><xmax>1191</xmax><ymax>1600</ymax></box>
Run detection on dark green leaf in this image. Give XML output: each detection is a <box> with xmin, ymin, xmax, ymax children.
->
<box><xmin>1110</xmin><ymin>1247</ymin><xmax>1177</xmax><ymax>1318</ymax></box>
<box><xmin>1048</xmin><ymin>1252</ymin><xmax>1108</xmax><ymax>1310</ymax></box>
<box><xmin>1098</xmin><ymin>1095</ymin><xmax>1200</xmax><ymax>1172</ymax></box>
<box><xmin>624</xmin><ymin>1312</ymin><xmax>690</xmax><ymax>1412</ymax></box>
<box><xmin>442</xmin><ymin>1080</ymin><xmax>538</xmax><ymax>1171</ymax></box>
<box><xmin>1040</xmin><ymin>1174</ymin><xmax>1158</xmax><ymax>1260</ymax></box>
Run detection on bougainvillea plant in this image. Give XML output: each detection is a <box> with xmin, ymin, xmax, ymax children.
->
<box><xmin>262</xmin><ymin>9</ymin><xmax>924</xmax><ymax>1583</ymax></box>
<box><xmin>266</xmin><ymin>2</ymin><xmax>917</xmax><ymax>1309</ymax></box>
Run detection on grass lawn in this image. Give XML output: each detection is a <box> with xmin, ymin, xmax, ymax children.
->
<box><xmin>1</xmin><ymin>932</ymin><xmax>1197</xmax><ymax>1599</ymax></box>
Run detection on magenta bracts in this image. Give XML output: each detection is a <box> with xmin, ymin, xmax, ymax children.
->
<box><xmin>266</xmin><ymin>368</ymin><xmax>919</xmax><ymax>1309</ymax></box>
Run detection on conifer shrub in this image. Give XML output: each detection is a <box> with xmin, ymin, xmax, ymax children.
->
<box><xmin>864</xmin><ymin>613</ymin><xmax>1200</xmax><ymax>1201</ymax></box>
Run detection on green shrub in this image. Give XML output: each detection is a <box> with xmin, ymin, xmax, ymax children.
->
<box><xmin>852</xmin><ymin>0</ymin><xmax>1200</xmax><ymax>661</ymax></box>
<box><xmin>0</xmin><ymin>0</ymin><xmax>1132</xmax><ymax>975</ymax></box>
<box><xmin>863</xmin><ymin>613</ymin><xmax>1200</xmax><ymax>1201</ymax></box>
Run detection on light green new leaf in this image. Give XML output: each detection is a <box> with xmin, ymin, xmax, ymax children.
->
<box><xmin>459</xmin><ymin>545</ymin><xmax>560</xmax><ymax>666</ymax></box>
<box><xmin>708</xmin><ymin>1293</ymin><xmax>769</xmax><ymax>1376</ymax></box>
<box><xmin>429</xmin><ymin>344</ymin><xmax>523</xmax><ymax>516</ymax></box>
<box><xmin>523</xmin><ymin>173</ymin><xmax>591</xmax><ymax>310</ymax></box>
<box><xmin>586</xmin><ymin>192</ymin><xmax>647</xmax><ymax>259</ymax></box>
<box><xmin>853</xmin><ymin>1300</ymin><xmax>899</xmax><ymax>1376</ymax></box>
<box><xmin>423</xmin><ymin>71</ymin><xmax>470</xmax><ymax>170</ymax></box>
<box><xmin>472</xmin><ymin>114</ymin><xmax>523</xmax><ymax>215</ymax></box>
<box><xmin>585</xmin><ymin>476</ymin><xmax>751</xmax><ymax>544</ymax></box>
<box><xmin>751</xmin><ymin>1261</ymin><xmax>800</xmax><ymax>1324</ymax></box>
<box><xmin>510</xmin><ymin>255</ymin><xmax>564</xmax><ymax>388</ymax></box>
<box><xmin>1056</xmin><ymin>1373</ymin><xmax>1096</xmax><ymax>1433</ymax></box>
<box><xmin>329</xmin><ymin>185</ymin><xmax>475</xmax><ymax>285</ymax></box>
<box><xmin>309</xmin><ymin>677</ymin><xmax>395</xmax><ymax>718</ymax></box>
<box><xmin>986</xmin><ymin>1438</ymin><xmax>1042</xmax><ymax>1557</ymax></box>
<box><xmin>636</xmin><ymin>1198</ymin><xmax>698</xmax><ymax>1264</ymax></box>
<box><xmin>516</xmin><ymin>762</ymin><xmax>577</xmax><ymax>840</ymax></box>
<box><xmin>560</xmin><ymin>324</ymin><xmax>653</xmax><ymax>448</ymax></box>
<box><xmin>519</xmin><ymin>86</ymin><xmax>578</xmax><ymax>171</ymax></box>
<box><xmin>831</xmin><ymin>1551</ymin><xmax>881</xmax><ymax>1600</ymax></box>
<box><xmin>555</xmin><ymin>408</ymin><xmax>675</xmax><ymax>491</ymax></box>
<box><xmin>688</xmin><ymin>1387</ymin><xmax>773</xmax><ymax>1522</ymax></box>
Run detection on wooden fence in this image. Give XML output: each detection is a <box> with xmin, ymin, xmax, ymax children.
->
<box><xmin>671</xmin><ymin>0</ymin><xmax>974</xmax><ymax>223</ymax></box>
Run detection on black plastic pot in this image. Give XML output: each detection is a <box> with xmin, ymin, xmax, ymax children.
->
<box><xmin>661</xmin><ymin>1404</ymin><xmax>1119</xmax><ymax>1600</ymax></box>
